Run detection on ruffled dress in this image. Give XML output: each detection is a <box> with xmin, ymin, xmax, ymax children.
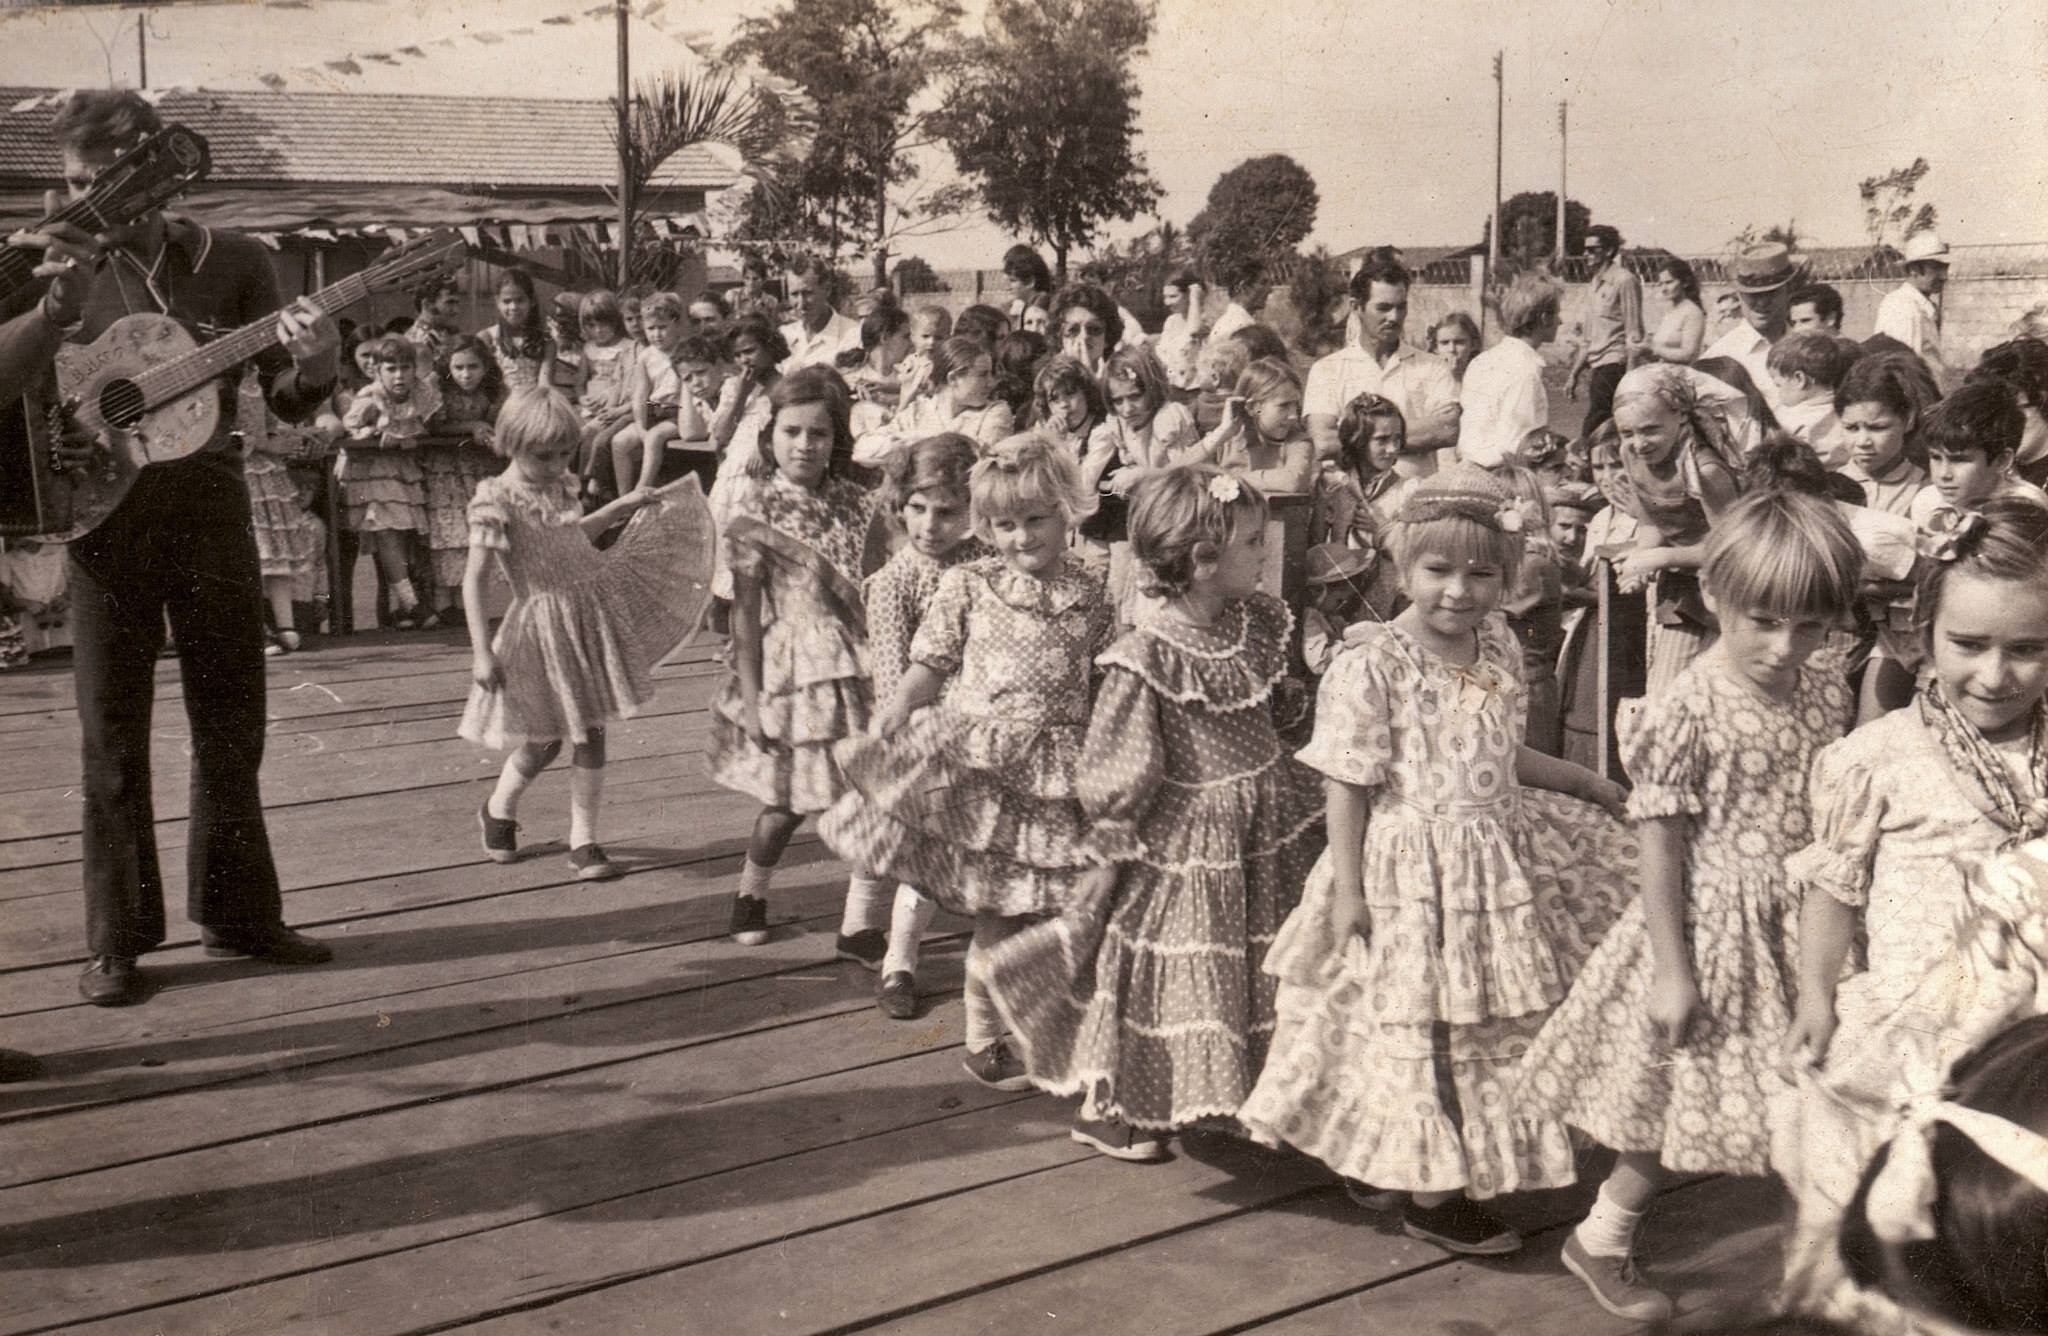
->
<box><xmin>821</xmin><ymin>554</ymin><xmax>1115</xmax><ymax>918</ymax></box>
<box><xmin>984</xmin><ymin>594</ymin><xmax>1326</xmax><ymax>1129</ymax></box>
<box><xmin>863</xmin><ymin>537</ymin><xmax>993</xmax><ymax>706</ymax></box>
<box><xmin>458</xmin><ymin>471</ymin><xmax>712</xmax><ymax>750</ymax></box>
<box><xmin>423</xmin><ymin>385</ymin><xmax>504</xmax><ymax>589</ymax></box>
<box><xmin>1237</xmin><ymin>615</ymin><xmax>1638</xmax><ymax>1198</ymax></box>
<box><xmin>338</xmin><ymin>380</ymin><xmax>437</xmax><ymax>532</ymax></box>
<box><xmin>244</xmin><ymin>447</ymin><xmax>324</xmax><ymax>596</ymax></box>
<box><xmin>1517</xmin><ymin>645</ymin><xmax>1852</xmax><ymax>1176</ymax></box>
<box><xmin>705</xmin><ymin>475</ymin><xmax>875</xmax><ymax>813</ymax></box>
<box><xmin>1773</xmin><ymin>711</ymin><xmax>2042</xmax><ymax>1323</ymax></box>
<box><xmin>478</xmin><ymin>324</ymin><xmax>551</xmax><ymax>393</ymax></box>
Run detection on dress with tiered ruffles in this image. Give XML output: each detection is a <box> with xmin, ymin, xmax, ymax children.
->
<box><xmin>821</xmin><ymin>553</ymin><xmax>1114</xmax><ymax>918</ymax></box>
<box><xmin>984</xmin><ymin>594</ymin><xmax>1325</xmax><ymax>1129</ymax></box>
<box><xmin>1238</xmin><ymin>614</ymin><xmax>1638</xmax><ymax>1198</ymax></box>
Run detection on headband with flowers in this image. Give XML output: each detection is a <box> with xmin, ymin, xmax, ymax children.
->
<box><xmin>1916</xmin><ymin>506</ymin><xmax>1989</xmax><ymax>563</ymax></box>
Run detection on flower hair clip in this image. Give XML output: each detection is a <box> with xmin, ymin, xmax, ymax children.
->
<box><xmin>1496</xmin><ymin>504</ymin><xmax>1524</xmax><ymax>534</ymax></box>
<box><xmin>1207</xmin><ymin>475</ymin><xmax>1243</xmax><ymax>504</ymax></box>
<box><xmin>1916</xmin><ymin>506</ymin><xmax>1988</xmax><ymax>563</ymax></box>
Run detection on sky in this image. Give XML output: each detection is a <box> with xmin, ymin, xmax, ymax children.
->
<box><xmin>4</xmin><ymin>0</ymin><xmax>2045</xmax><ymax>269</ymax></box>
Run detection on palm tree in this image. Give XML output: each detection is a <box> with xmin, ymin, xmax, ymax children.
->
<box><xmin>610</xmin><ymin>59</ymin><xmax>816</xmax><ymax>289</ymax></box>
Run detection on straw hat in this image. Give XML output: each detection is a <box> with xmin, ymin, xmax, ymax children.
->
<box><xmin>1731</xmin><ymin>243</ymin><xmax>1803</xmax><ymax>294</ymax></box>
<box><xmin>1901</xmin><ymin>232</ymin><xmax>1954</xmax><ymax>266</ymax></box>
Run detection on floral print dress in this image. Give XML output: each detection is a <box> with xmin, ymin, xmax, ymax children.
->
<box><xmin>821</xmin><ymin>554</ymin><xmax>1115</xmax><ymax>918</ymax></box>
<box><xmin>706</xmin><ymin>474</ymin><xmax>876</xmax><ymax>813</ymax></box>
<box><xmin>984</xmin><ymin>594</ymin><xmax>1325</xmax><ymax>1129</ymax></box>
<box><xmin>1518</xmin><ymin>644</ymin><xmax>1852</xmax><ymax>1176</ymax></box>
<box><xmin>423</xmin><ymin>384</ymin><xmax>503</xmax><ymax>589</ymax></box>
<box><xmin>1238</xmin><ymin>614</ymin><xmax>1637</xmax><ymax>1198</ymax></box>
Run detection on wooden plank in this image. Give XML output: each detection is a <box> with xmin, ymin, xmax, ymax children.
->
<box><xmin>0</xmin><ymin>745</ymin><xmax>711</xmax><ymax>878</ymax></box>
<box><xmin>0</xmin><ymin>1031</ymin><xmax>1017</xmax><ymax>1331</ymax></box>
<box><xmin>0</xmin><ymin>850</ymin><xmax>864</xmax><ymax>1104</ymax></box>
<box><xmin>435</xmin><ymin>1131</ymin><xmax>1332</xmax><ymax>1336</ymax></box>
<box><xmin>0</xmin><ymin>695</ymin><xmax>718</xmax><ymax>842</ymax></box>
<box><xmin>60</xmin><ymin>1086</ymin><xmax>1077</xmax><ymax>1336</ymax></box>
<box><xmin>1251</xmin><ymin>1175</ymin><xmax>1788</xmax><ymax>1335</ymax></box>
<box><xmin>5</xmin><ymin>911</ymin><xmax>963</xmax><ymax>1188</ymax></box>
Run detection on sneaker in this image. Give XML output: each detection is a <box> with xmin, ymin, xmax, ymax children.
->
<box><xmin>478</xmin><ymin>802</ymin><xmax>520</xmax><ymax>863</ymax></box>
<box><xmin>413</xmin><ymin>608</ymin><xmax>442</xmax><ymax>631</ymax></box>
<box><xmin>1071</xmin><ymin>1113</ymin><xmax>1165</xmax><ymax>1162</ymax></box>
<box><xmin>568</xmin><ymin>844</ymin><xmax>622</xmax><ymax>881</ymax></box>
<box><xmin>199</xmin><ymin>924</ymin><xmax>334</xmax><ymax>965</ymax></box>
<box><xmin>835</xmin><ymin>928</ymin><xmax>886</xmax><ymax>971</ymax></box>
<box><xmin>729</xmin><ymin>893</ymin><xmax>771</xmax><ymax>946</ymax></box>
<box><xmin>79</xmin><ymin>954</ymin><xmax>144</xmax><ymax>1006</ymax></box>
<box><xmin>876</xmin><ymin>970</ymin><xmax>917</xmax><ymax>1020</ymax></box>
<box><xmin>1343</xmin><ymin>1179</ymin><xmax>1404</xmax><ymax>1212</ymax></box>
<box><xmin>1401</xmin><ymin>1197</ymin><xmax>1522</xmax><ymax>1256</ymax></box>
<box><xmin>1560</xmin><ymin>1232</ymin><xmax>1674</xmax><ymax>1322</ymax></box>
<box><xmin>961</xmin><ymin>1039</ymin><xmax>1032</xmax><ymax>1092</ymax></box>
<box><xmin>264</xmin><ymin>629</ymin><xmax>300</xmax><ymax>658</ymax></box>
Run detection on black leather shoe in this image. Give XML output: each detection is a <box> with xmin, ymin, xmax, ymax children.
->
<box><xmin>79</xmin><ymin>954</ymin><xmax>144</xmax><ymax>1006</ymax></box>
<box><xmin>200</xmin><ymin>924</ymin><xmax>334</xmax><ymax>964</ymax></box>
<box><xmin>876</xmin><ymin>970</ymin><xmax>917</xmax><ymax>1020</ymax></box>
<box><xmin>0</xmin><ymin>1047</ymin><xmax>42</xmax><ymax>1082</ymax></box>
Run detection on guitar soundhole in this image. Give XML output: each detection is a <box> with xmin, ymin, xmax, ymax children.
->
<box><xmin>97</xmin><ymin>378</ymin><xmax>146</xmax><ymax>430</ymax></box>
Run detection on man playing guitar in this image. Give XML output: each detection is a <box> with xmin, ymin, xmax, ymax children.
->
<box><xmin>33</xmin><ymin>90</ymin><xmax>341</xmax><ymax>1006</ymax></box>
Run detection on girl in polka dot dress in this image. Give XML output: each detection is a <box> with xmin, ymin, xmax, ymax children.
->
<box><xmin>1236</xmin><ymin>464</ymin><xmax>1637</xmax><ymax>1258</ymax></box>
<box><xmin>858</xmin><ymin>432</ymin><xmax>991</xmax><ymax>1020</ymax></box>
<box><xmin>1518</xmin><ymin>490</ymin><xmax>1863</xmax><ymax>1323</ymax></box>
<box><xmin>983</xmin><ymin>467</ymin><xmax>1325</xmax><ymax>1161</ymax></box>
<box><xmin>822</xmin><ymin>436</ymin><xmax>1116</xmax><ymax>1091</ymax></box>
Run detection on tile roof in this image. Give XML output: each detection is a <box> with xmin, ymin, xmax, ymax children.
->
<box><xmin>0</xmin><ymin>86</ymin><xmax>735</xmax><ymax>191</ymax></box>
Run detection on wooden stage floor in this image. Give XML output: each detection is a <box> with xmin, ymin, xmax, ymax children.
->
<box><xmin>0</xmin><ymin>630</ymin><xmax>1788</xmax><ymax>1334</ymax></box>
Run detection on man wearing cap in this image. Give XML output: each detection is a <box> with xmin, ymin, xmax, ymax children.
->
<box><xmin>1874</xmin><ymin>233</ymin><xmax>1952</xmax><ymax>382</ymax></box>
<box><xmin>1565</xmin><ymin>225</ymin><xmax>1643</xmax><ymax>436</ymax></box>
<box><xmin>1704</xmin><ymin>242</ymin><xmax>1802</xmax><ymax>420</ymax></box>
<box><xmin>1303</xmin><ymin>251</ymin><xmax>1461</xmax><ymax>466</ymax></box>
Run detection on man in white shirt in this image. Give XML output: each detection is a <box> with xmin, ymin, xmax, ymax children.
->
<box><xmin>1459</xmin><ymin>272</ymin><xmax>1562</xmax><ymax>469</ymax></box>
<box><xmin>1703</xmin><ymin>242</ymin><xmax>1801</xmax><ymax>421</ymax></box>
<box><xmin>1874</xmin><ymin>232</ymin><xmax>1952</xmax><ymax>383</ymax></box>
<box><xmin>778</xmin><ymin>255</ymin><xmax>862</xmax><ymax>371</ymax></box>
<box><xmin>1303</xmin><ymin>252</ymin><xmax>1460</xmax><ymax>464</ymax></box>
<box><xmin>1153</xmin><ymin>269</ymin><xmax>1207</xmax><ymax>389</ymax></box>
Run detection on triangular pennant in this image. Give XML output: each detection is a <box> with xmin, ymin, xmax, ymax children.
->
<box><xmin>398</xmin><ymin>45</ymin><xmax>427</xmax><ymax>57</ymax></box>
<box><xmin>257</xmin><ymin>72</ymin><xmax>288</xmax><ymax>90</ymax></box>
<box><xmin>325</xmin><ymin>57</ymin><xmax>363</xmax><ymax>75</ymax></box>
<box><xmin>459</xmin><ymin>226</ymin><xmax>481</xmax><ymax>246</ymax></box>
<box><xmin>364</xmin><ymin>51</ymin><xmax>399</xmax><ymax>65</ymax></box>
<box><xmin>473</xmin><ymin>31</ymin><xmax>504</xmax><ymax>44</ymax></box>
<box><xmin>542</xmin><ymin>13</ymin><xmax>577</xmax><ymax>24</ymax></box>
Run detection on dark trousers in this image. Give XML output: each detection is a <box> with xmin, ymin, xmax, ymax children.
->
<box><xmin>68</xmin><ymin>455</ymin><xmax>282</xmax><ymax>957</ymax></box>
<box><xmin>1581</xmin><ymin>361</ymin><xmax>1626</xmax><ymax>438</ymax></box>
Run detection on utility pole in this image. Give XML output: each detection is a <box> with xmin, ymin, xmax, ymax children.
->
<box><xmin>615</xmin><ymin>0</ymin><xmax>632</xmax><ymax>289</ymax></box>
<box><xmin>1489</xmin><ymin>51</ymin><xmax>1503</xmax><ymax>274</ymax></box>
<box><xmin>1556</xmin><ymin>101</ymin><xmax>1567</xmax><ymax>262</ymax></box>
<box><xmin>136</xmin><ymin>11</ymin><xmax>148</xmax><ymax>89</ymax></box>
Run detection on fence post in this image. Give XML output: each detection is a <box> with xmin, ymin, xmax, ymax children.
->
<box><xmin>1470</xmin><ymin>254</ymin><xmax>1488</xmax><ymax>341</ymax></box>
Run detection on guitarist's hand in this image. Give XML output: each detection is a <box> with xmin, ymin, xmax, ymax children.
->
<box><xmin>13</xmin><ymin>197</ymin><xmax>103</xmax><ymax>326</ymax></box>
<box><xmin>51</xmin><ymin>417</ymin><xmax>107</xmax><ymax>472</ymax></box>
<box><xmin>277</xmin><ymin>297</ymin><xmax>341</xmax><ymax>384</ymax></box>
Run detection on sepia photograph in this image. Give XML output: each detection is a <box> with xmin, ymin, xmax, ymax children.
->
<box><xmin>0</xmin><ymin>0</ymin><xmax>2045</xmax><ymax>1330</ymax></box>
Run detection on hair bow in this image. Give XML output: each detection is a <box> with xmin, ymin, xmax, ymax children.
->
<box><xmin>1864</xmin><ymin>1070</ymin><xmax>2048</xmax><ymax>1245</ymax></box>
<box><xmin>1496</xmin><ymin>504</ymin><xmax>1525</xmax><ymax>534</ymax></box>
<box><xmin>1916</xmin><ymin>507</ymin><xmax>1988</xmax><ymax>563</ymax></box>
<box><xmin>1207</xmin><ymin>474</ymin><xmax>1243</xmax><ymax>504</ymax></box>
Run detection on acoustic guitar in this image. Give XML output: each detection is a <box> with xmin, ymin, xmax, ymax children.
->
<box><xmin>0</xmin><ymin>124</ymin><xmax>212</xmax><ymax>538</ymax></box>
<box><xmin>10</xmin><ymin>230</ymin><xmax>466</xmax><ymax>542</ymax></box>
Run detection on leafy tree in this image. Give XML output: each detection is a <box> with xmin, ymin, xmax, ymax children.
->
<box><xmin>1265</xmin><ymin>246</ymin><xmax>1349</xmax><ymax>357</ymax></box>
<box><xmin>1729</xmin><ymin>219</ymin><xmax>1808</xmax><ymax>253</ymax></box>
<box><xmin>1187</xmin><ymin>154</ymin><xmax>1319</xmax><ymax>294</ymax></box>
<box><xmin>937</xmin><ymin>0</ymin><xmax>1161</xmax><ymax>280</ymax></box>
<box><xmin>1479</xmin><ymin>191</ymin><xmax>1591</xmax><ymax>265</ymax></box>
<box><xmin>1861</xmin><ymin>157</ymin><xmax>1938</xmax><ymax>257</ymax></box>
<box><xmin>892</xmin><ymin>255</ymin><xmax>948</xmax><ymax>293</ymax></box>
<box><xmin>1078</xmin><ymin>220</ymin><xmax>1189</xmax><ymax>331</ymax></box>
<box><xmin>727</xmin><ymin>0</ymin><xmax>971</xmax><ymax>286</ymax></box>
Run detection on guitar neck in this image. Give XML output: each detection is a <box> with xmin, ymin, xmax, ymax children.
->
<box><xmin>131</xmin><ymin>266</ymin><xmax>387</xmax><ymax>407</ymax></box>
<box><xmin>0</xmin><ymin>196</ymin><xmax>112</xmax><ymax>302</ymax></box>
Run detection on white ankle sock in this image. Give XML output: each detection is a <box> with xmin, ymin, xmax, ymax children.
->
<box><xmin>737</xmin><ymin>857</ymin><xmax>773</xmax><ymax>902</ymax></box>
<box><xmin>568</xmin><ymin>764</ymin><xmax>603</xmax><ymax>848</ymax></box>
<box><xmin>881</xmin><ymin>885</ymin><xmax>936</xmax><ymax>976</ymax></box>
<box><xmin>390</xmin><ymin>577</ymin><xmax>419</xmax><ymax>611</ymax></box>
<box><xmin>839</xmin><ymin>874</ymin><xmax>890</xmax><ymax>936</ymax></box>
<box><xmin>488</xmin><ymin>755</ymin><xmax>539</xmax><ymax>819</ymax></box>
<box><xmin>1575</xmin><ymin>1182</ymin><xmax>1647</xmax><ymax>1258</ymax></box>
<box><xmin>962</xmin><ymin>953</ymin><xmax>1002</xmax><ymax>1053</ymax></box>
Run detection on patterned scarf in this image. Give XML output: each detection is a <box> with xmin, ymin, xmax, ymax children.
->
<box><xmin>1917</xmin><ymin>677</ymin><xmax>2048</xmax><ymax>844</ymax></box>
